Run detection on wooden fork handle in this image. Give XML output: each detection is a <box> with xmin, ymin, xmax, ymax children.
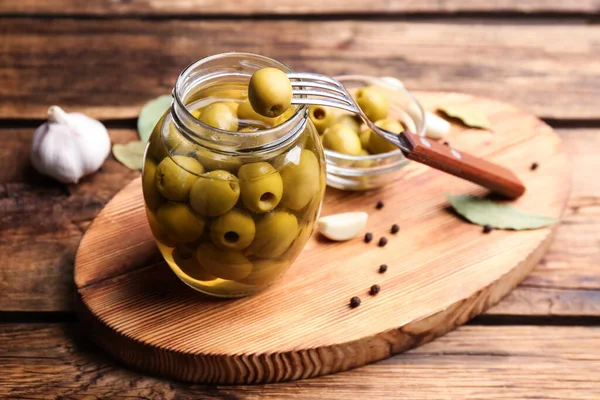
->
<box><xmin>401</xmin><ymin>132</ymin><xmax>526</xmax><ymax>199</ymax></box>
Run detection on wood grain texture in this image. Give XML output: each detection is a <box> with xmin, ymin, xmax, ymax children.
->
<box><xmin>1</xmin><ymin>127</ymin><xmax>597</xmax><ymax>317</ymax></box>
<box><xmin>72</xmin><ymin>93</ymin><xmax>570</xmax><ymax>383</ymax></box>
<box><xmin>2</xmin><ymin>324</ymin><xmax>600</xmax><ymax>399</ymax></box>
<box><xmin>1</xmin><ymin>19</ymin><xmax>599</xmax><ymax>120</ymax></box>
<box><xmin>489</xmin><ymin>287</ymin><xmax>600</xmax><ymax>317</ymax></box>
<box><xmin>0</xmin><ymin>0</ymin><xmax>598</xmax><ymax>15</ymax></box>
<box><xmin>488</xmin><ymin>128</ymin><xmax>600</xmax><ymax>316</ymax></box>
<box><xmin>0</xmin><ymin>128</ymin><xmax>594</xmax><ymax>316</ymax></box>
<box><xmin>0</xmin><ymin>128</ymin><xmax>139</xmax><ymax>311</ymax></box>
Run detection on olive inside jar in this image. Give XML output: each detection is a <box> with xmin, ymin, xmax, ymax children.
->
<box><xmin>142</xmin><ymin>53</ymin><xmax>326</xmax><ymax>297</ymax></box>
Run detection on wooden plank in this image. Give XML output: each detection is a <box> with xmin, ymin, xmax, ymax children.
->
<box><xmin>0</xmin><ymin>0</ymin><xmax>598</xmax><ymax>15</ymax></box>
<box><xmin>0</xmin><ymin>127</ymin><xmax>598</xmax><ymax>315</ymax></box>
<box><xmin>1</xmin><ymin>324</ymin><xmax>599</xmax><ymax>398</ymax></box>
<box><xmin>524</xmin><ymin>130</ymin><xmax>600</xmax><ymax>289</ymax></box>
<box><xmin>489</xmin><ymin>287</ymin><xmax>600</xmax><ymax>317</ymax></box>
<box><xmin>0</xmin><ymin>127</ymin><xmax>598</xmax><ymax>316</ymax></box>
<box><xmin>1</xmin><ymin>19</ymin><xmax>599</xmax><ymax>120</ymax></box>
<box><xmin>0</xmin><ymin>125</ymin><xmax>596</xmax><ymax>319</ymax></box>
<box><xmin>487</xmin><ymin>128</ymin><xmax>600</xmax><ymax>316</ymax></box>
<box><xmin>0</xmin><ymin>128</ymin><xmax>139</xmax><ymax>312</ymax></box>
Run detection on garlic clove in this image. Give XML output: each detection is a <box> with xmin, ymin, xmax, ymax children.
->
<box><xmin>317</xmin><ymin>212</ymin><xmax>368</xmax><ymax>241</ymax></box>
<box><xmin>30</xmin><ymin>106</ymin><xmax>111</xmax><ymax>184</ymax></box>
<box><xmin>425</xmin><ymin>111</ymin><xmax>451</xmax><ymax>140</ymax></box>
<box><xmin>379</xmin><ymin>76</ymin><xmax>405</xmax><ymax>90</ymax></box>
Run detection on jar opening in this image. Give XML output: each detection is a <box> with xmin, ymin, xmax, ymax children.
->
<box><xmin>170</xmin><ymin>52</ymin><xmax>307</xmax><ymax>155</ymax></box>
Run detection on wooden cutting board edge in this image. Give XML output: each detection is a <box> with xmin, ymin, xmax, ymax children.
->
<box><xmin>73</xmin><ymin>91</ymin><xmax>571</xmax><ymax>384</ymax></box>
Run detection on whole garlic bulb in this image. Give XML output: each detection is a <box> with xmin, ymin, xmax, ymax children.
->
<box><xmin>30</xmin><ymin>106</ymin><xmax>111</xmax><ymax>184</ymax></box>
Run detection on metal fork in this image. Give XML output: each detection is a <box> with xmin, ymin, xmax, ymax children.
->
<box><xmin>287</xmin><ymin>72</ymin><xmax>525</xmax><ymax>199</ymax></box>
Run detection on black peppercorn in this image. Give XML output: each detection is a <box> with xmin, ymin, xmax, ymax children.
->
<box><xmin>349</xmin><ymin>296</ymin><xmax>361</xmax><ymax>308</ymax></box>
<box><xmin>376</xmin><ymin>200</ymin><xmax>384</xmax><ymax>209</ymax></box>
<box><xmin>378</xmin><ymin>237</ymin><xmax>388</xmax><ymax>247</ymax></box>
<box><xmin>364</xmin><ymin>232</ymin><xmax>373</xmax><ymax>243</ymax></box>
<box><xmin>483</xmin><ymin>224</ymin><xmax>493</xmax><ymax>234</ymax></box>
<box><xmin>443</xmin><ymin>141</ymin><xmax>450</xmax><ymax>146</ymax></box>
<box><xmin>369</xmin><ymin>284</ymin><xmax>381</xmax><ymax>296</ymax></box>
<box><xmin>391</xmin><ymin>224</ymin><xmax>400</xmax><ymax>234</ymax></box>
<box><xmin>531</xmin><ymin>162</ymin><xmax>539</xmax><ymax>170</ymax></box>
<box><xmin>379</xmin><ymin>264</ymin><xmax>388</xmax><ymax>273</ymax></box>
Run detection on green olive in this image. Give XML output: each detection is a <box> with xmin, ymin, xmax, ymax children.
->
<box><xmin>250</xmin><ymin>211</ymin><xmax>298</xmax><ymax>258</ymax></box>
<box><xmin>237</xmin><ymin>99</ymin><xmax>279</xmax><ymax>127</ymax></box>
<box><xmin>225</xmin><ymin>101</ymin><xmax>239</xmax><ymax>114</ymax></box>
<box><xmin>199</xmin><ymin>102</ymin><xmax>238</xmax><ymax>131</ymax></box>
<box><xmin>248</xmin><ymin>68</ymin><xmax>292</xmax><ymax>118</ymax></box>
<box><xmin>170</xmin><ymin>123</ymin><xmax>199</xmax><ymax>156</ymax></box>
<box><xmin>376</xmin><ymin>119</ymin><xmax>403</xmax><ymax>132</ymax></box>
<box><xmin>240</xmin><ymin>259</ymin><xmax>287</xmax><ymax>286</ymax></box>
<box><xmin>192</xmin><ymin>147</ymin><xmax>241</xmax><ymax>174</ymax></box>
<box><xmin>238</xmin><ymin>162</ymin><xmax>283</xmax><ymax>213</ymax></box>
<box><xmin>142</xmin><ymin>157</ymin><xmax>163</xmax><ymax>210</ymax></box>
<box><xmin>155</xmin><ymin>155</ymin><xmax>204</xmax><ymax>201</ymax></box>
<box><xmin>274</xmin><ymin>106</ymin><xmax>297</xmax><ymax>126</ymax></box>
<box><xmin>146</xmin><ymin>208</ymin><xmax>176</xmax><ymax>246</ymax></box>
<box><xmin>195</xmin><ymin>242</ymin><xmax>252</xmax><ymax>280</ymax></box>
<box><xmin>204</xmin><ymin>88</ymin><xmax>247</xmax><ymax>101</ymax></box>
<box><xmin>238</xmin><ymin>126</ymin><xmax>259</xmax><ymax>133</ymax></box>
<box><xmin>359</xmin><ymin>127</ymin><xmax>371</xmax><ymax>149</ymax></box>
<box><xmin>147</xmin><ymin>113</ymin><xmax>169</xmax><ymax>161</ymax></box>
<box><xmin>308</xmin><ymin>105</ymin><xmax>337</xmax><ymax>134</ymax></box>
<box><xmin>280</xmin><ymin>149</ymin><xmax>321</xmax><ymax>210</ymax></box>
<box><xmin>295</xmin><ymin>221</ymin><xmax>315</xmax><ymax>251</ymax></box>
<box><xmin>148</xmin><ymin>121</ymin><xmax>196</xmax><ymax>161</ymax></box>
<box><xmin>189</xmin><ymin>170</ymin><xmax>240</xmax><ymax>216</ymax></box>
<box><xmin>355</xmin><ymin>86</ymin><xmax>388</xmax><ymax>122</ymax></box>
<box><xmin>367</xmin><ymin>119</ymin><xmax>403</xmax><ymax>154</ymax></box>
<box><xmin>335</xmin><ymin>114</ymin><xmax>361</xmax><ymax>133</ymax></box>
<box><xmin>322</xmin><ymin>124</ymin><xmax>363</xmax><ymax>155</ymax></box>
<box><xmin>210</xmin><ymin>209</ymin><xmax>255</xmax><ymax>250</ymax></box>
<box><xmin>174</xmin><ymin>242</ymin><xmax>197</xmax><ymax>259</ymax></box>
<box><xmin>190</xmin><ymin>109</ymin><xmax>202</xmax><ymax>119</ymax></box>
<box><xmin>172</xmin><ymin>245</ymin><xmax>217</xmax><ymax>281</ymax></box>
<box><xmin>353</xmin><ymin>149</ymin><xmax>374</xmax><ymax>168</ymax></box>
<box><xmin>156</xmin><ymin>202</ymin><xmax>205</xmax><ymax>243</ymax></box>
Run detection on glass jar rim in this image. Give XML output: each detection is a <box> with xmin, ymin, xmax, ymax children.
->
<box><xmin>171</xmin><ymin>52</ymin><xmax>308</xmax><ymax>154</ymax></box>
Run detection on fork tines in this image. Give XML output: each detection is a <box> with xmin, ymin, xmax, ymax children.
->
<box><xmin>287</xmin><ymin>73</ymin><xmax>357</xmax><ymax>112</ymax></box>
<box><xmin>286</xmin><ymin>72</ymin><xmax>343</xmax><ymax>87</ymax></box>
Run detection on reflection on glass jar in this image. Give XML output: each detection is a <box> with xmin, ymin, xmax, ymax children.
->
<box><xmin>142</xmin><ymin>53</ymin><xmax>326</xmax><ymax>298</ymax></box>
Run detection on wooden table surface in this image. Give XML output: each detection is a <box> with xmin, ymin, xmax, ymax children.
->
<box><xmin>1</xmin><ymin>1</ymin><xmax>599</xmax><ymax>398</ymax></box>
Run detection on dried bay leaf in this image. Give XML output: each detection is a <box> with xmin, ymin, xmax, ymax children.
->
<box><xmin>437</xmin><ymin>104</ymin><xmax>493</xmax><ymax>130</ymax></box>
<box><xmin>447</xmin><ymin>195</ymin><xmax>559</xmax><ymax>230</ymax></box>
<box><xmin>112</xmin><ymin>141</ymin><xmax>147</xmax><ymax>170</ymax></box>
<box><xmin>137</xmin><ymin>95</ymin><xmax>172</xmax><ymax>142</ymax></box>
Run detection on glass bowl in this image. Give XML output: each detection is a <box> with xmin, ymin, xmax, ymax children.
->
<box><xmin>325</xmin><ymin>75</ymin><xmax>426</xmax><ymax>191</ymax></box>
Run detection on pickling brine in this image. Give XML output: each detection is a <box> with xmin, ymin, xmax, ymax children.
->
<box><xmin>142</xmin><ymin>53</ymin><xmax>326</xmax><ymax>298</ymax></box>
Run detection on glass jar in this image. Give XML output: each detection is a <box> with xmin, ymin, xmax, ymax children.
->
<box><xmin>142</xmin><ymin>53</ymin><xmax>326</xmax><ymax>298</ymax></box>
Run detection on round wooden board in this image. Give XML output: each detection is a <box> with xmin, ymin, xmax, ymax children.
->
<box><xmin>75</xmin><ymin>92</ymin><xmax>570</xmax><ymax>384</ymax></box>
